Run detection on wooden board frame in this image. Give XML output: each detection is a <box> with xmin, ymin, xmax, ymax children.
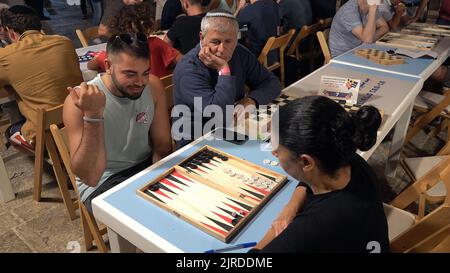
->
<box><xmin>405</xmin><ymin>23</ymin><xmax>450</xmax><ymax>37</ymax></box>
<box><xmin>137</xmin><ymin>145</ymin><xmax>288</xmax><ymax>243</ymax></box>
<box><xmin>376</xmin><ymin>32</ymin><xmax>439</xmax><ymax>51</ymax></box>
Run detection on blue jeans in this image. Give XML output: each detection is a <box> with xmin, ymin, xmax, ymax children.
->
<box><xmin>436</xmin><ymin>17</ymin><xmax>450</xmax><ymax>26</ymax></box>
<box><xmin>91</xmin><ymin>0</ymin><xmax>103</xmax><ymax>25</ymax></box>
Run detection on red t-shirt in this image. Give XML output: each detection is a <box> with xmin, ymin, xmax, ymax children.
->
<box><xmin>94</xmin><ymin>37</ymin><xmax>180</xmax><ymax>78</ymax></box>
<box><xmin>440</xmin><ymin>0</ymin><xmax>450</xmax><ymax>21</ymax></box>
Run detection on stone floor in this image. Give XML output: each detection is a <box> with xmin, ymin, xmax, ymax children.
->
<box><xmin>0</xmin><ymin>0</ymin><xmax>447</xmax><ymax>253</ymax></box>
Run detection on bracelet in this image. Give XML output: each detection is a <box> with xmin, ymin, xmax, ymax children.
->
<box><xmin>218</xmin><ymin>66</ymin><xmax>231</xmax><ymax>76</ymax></box>
<box><xmin>83</xmin><ymin>116</ymin><xmax>104</xmax><ymax>123</ymax></box>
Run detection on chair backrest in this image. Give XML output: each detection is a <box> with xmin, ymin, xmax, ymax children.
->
<box><xmin>33</xmin><ymin>104</ymin><xmax>80</xmax><ymax>220</ymax></box>
<box><xmin>33</xmin><ymin>104</ymin><xmax>64</xmax><ymax>200</ymax></box>
<box><xmin>406</xmin><ymin>90</ymin><xmax>450</xmax><ymax>144</ymax></box>
<box><xmin>49</xmin><ymin>124</ymin><xmax>108</xmax><ymax>252</ymax></box>
<box><xmin>258</xmin><ymin>29</ymin><xmax>295</xmax><ymax>88</ymax></box>
<box><xmin>391</xmin><ymin>155</ymin><xmax>450</xmax><ymax>211</ymax></box>
<box><xmin>286</xmin><ymin>21</ymin><xmax>323</xmax><ymax>59</ymax></box>
<box><xmin>319</xmin><ymin>17</ymin><xmax>333</xmax><ymax>29</ymax></box>
<box><xmin>258</xmin><ymin>29</ymin><xmax>295</xmax><ymax>67</ymax></box>
<box><xmin>316</xmin><ymin>28</ymin><xmax>331</xmax><ymax>65</ymax></box>
<box><xmin>76</xmin><ymin>26</ymin><xmax>100</xmax><ymax>48</ymax></box>
<box><xmin>160</xmin><ymin>73</ymin><xmax>174</xmax><ymax>112</ymax></box>
<box><xmin>49</xmin><ymin>125</ymin><xmax>77</xmax><ymax>193</ymax></box>
<box><xmin>389</xmin><ymin>163</ymin><xmax>450</xmax><ymax>252</ymax></box>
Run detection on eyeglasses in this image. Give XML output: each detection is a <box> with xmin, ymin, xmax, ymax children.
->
<box><xmin>113</xmin><ymin>33</ymin><xmax>148</xmax><ymax>45</ymax></box>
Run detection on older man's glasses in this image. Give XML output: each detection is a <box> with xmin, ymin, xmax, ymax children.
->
<box><xmin>113</xmin><ymin>33</ymin><xmax>148</xmax><ymax>45</ymax></box>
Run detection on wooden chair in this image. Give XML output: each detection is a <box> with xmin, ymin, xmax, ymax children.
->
<box><xmin>319</xmin><ymin>17</ymin><xmax>333</xmax><ymax>29</ymax></box>
<box><xmin>286</xmin><ymin>21</ymin><xmax>323</xmax><ymax>69</ymax></box>
<box><xmin>32</xmin><ymin>105</ymin><xmax>79</xmax><ymax>221</ymax></box>
<box><xmin>161</xmin><ymin>74</ymin><xmax>176</xmax><ymax>151</ymax></box>
<box><xmin>391</xmin><ymin>140</ymin><xmax>450</xmax><ymax>219</ymax></box>
<box><xmin>316</xmin><ymin>28</ymin><xmax>331</xmax><ymax>65</ymax></box>
<box><xmin>76</xmin><ymin>26</ymin><xmax>100</xmax><ymax>48</ymax></box>
<box><xmin>387</xmin><ymin>163</ymin><xmax>450</xmax><ymax>252</ymax></box>
<box><xmin>406</xmin><ymin>89</ymin><xmax>450</xmax><ymax>144</ymax></box>
<box><xmin>50</xmin><ymin>124</ymin><xmax>108</xmax><ymax>252</ymax></box>
<box><xmin>160</xmin><ymin>74</ymin><xmax>174</xmax><ymax>113</ymax></box>
<box><xmin>258</xmin><ymin>29</ymin><xmax>295</xmax><ymax>88</ymax></box>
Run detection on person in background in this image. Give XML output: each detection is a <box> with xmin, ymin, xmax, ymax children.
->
<box><xmin>164</xmin><ymin>0</ymin><xmax>208</xmax><ymax>54</ymax></box>
<box><xmin>98</xmin><ymin>0</ymin><xmax>144</xmax><ymax>37</ymax></box>
<box><xmin>278</xmin><ymin>0</ymin><xmax>312</xmax><ymax>33</ymax></box>
<box><xmin>0</xmin><ymin>5</ymin><xmax>82</xmax><ymax>148</ymax></box>
<box><xmin>249</xmin><ymin>96</ymin><xmax>390</xmax><ymax>253</ymax></box>
<box><xmin>208</xmin><ymin>0</ymin><xmax>237</xmax><ymax>13</ymax></box>
<box><xmin>88</xmin><ymin>2</ymin><xmax>182</xmax><ymax>77</ymax></box>
<box><xmin>234</xmin><ymin>0</ymin><xmax>280</xmax><ymax>60</ymax></box>
<box><xmin>329</xmin><ymin>0</ymin><xmax>389</xmax><ymax>58</ymax></box>
<box><xmin>24</xmin><ymin>0</ymin><xmax>49</xmax><ymax>20</ymax></box>
<box><xmin>437</xmin><ymin>0</ymin><xmax>450</xmax><ymax>25</ymax></box>
<box><xmin>160</xmin><ymin>0</ymin><xmax>184</xmax><ymax>30</ymax></box>
<box><xmin>310</xmin><ymin>0</ymin><xmax>337</xmax><ymax>21</ymax></box>
<box><xmin>378</xmin><ymin>0</ymin><xmax>407</xmax><ymax>31</ymax></box>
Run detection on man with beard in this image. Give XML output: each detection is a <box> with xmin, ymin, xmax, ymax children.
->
<box><xmin>64</xmin><ymin>33</ymin><xmax>172</xmax><ymax>213</ymax></box>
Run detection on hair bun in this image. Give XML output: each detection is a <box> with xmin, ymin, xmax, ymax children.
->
<box><xmin>352</xmin><ymin>106</ymin><xmax>381</xmax><ymax>151</ymax></box>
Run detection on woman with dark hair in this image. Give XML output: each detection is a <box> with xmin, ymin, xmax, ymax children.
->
<box><xmin>87</xmin><ymin>2</ymin><xmax>182</xmax><ymax>78</ymax></box>
<box><xmin>250</xmin><ymin>96</ymin><xmax>390</xmax><ymax>252</ymax></box>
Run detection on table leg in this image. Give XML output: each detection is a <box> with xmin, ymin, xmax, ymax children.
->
<box><xmin>385</xmin><ymin>103</ymin><xmax>414</xmax><ymax>178</ymax></box>
<box><xmin>0</xmin><ymin>155</ymin><xmax>14</xmax><ymax>203</ymax></box>
<box><xmin>107</xmin><ymin>227</ymin><xmax>137</xmax><ymax>253</ymax></box>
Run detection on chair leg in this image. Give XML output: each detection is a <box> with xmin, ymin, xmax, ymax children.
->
<box><xmin>45</xmin><ymin>134</ymin><xmax>78</xmax><ymax>220</ymax></box>
<box><xmin>80</xmin><ymin>204</ymin><xmax>94</xmax><ymax>251</ymax></box>
<box><xmin>417</xmin><ymin>193</ymin><xmax>427</xmax><ymax>220</ymax></box>
<box><xmin>33</xmin><ymin>132</ymin><xmax>45</xmax><ymax>202</ymax></box>
<box><xmin>80</xmin><ymin>203</ymin><xmax>108</xmax><ymax>253</ymax></box>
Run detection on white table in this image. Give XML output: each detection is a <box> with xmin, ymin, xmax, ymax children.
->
<box><xmin>92</xmin><ymin>130</ymin><xmax>300</xmax><ymax>253</ymax></box>
<box><xmin>283</xmin><ymin>62</ymin><xmax>423</xmax><ymax>163</ymax></box>
<box><xmin>75</xmin><ymin>43</ymin><xmax>107</xmax><ymax>82</ymax></box>
<box><xmin>329</xmin><ymin>39</ymin><xmax>450</xmax><ymax>177</ymax></box>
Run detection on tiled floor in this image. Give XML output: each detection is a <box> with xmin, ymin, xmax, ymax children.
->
<box><xmin>0</xmin><ymin>0</ymin><xmax>447</xmax><ymax>253</ymax></box>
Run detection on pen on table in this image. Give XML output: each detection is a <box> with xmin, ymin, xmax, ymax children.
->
<box><xmin>204</xmin><ymin>242</ymin><xmax>257</xmax><ymax>253</ymax></box>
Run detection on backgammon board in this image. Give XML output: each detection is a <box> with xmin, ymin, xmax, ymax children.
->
<box><xmin>376</xmin><ymin>32</ymin><xmax>439</xmax><ymax>51</ymax></box>
<box><xmin>137</xmin><ymin>146</ymin><xmax>288</xmax><ymax>242</ymax></box>
<box><xmin>403</xmin><ymin>23</ymin><xmax>450</xmax><ymax>37</ymax></box>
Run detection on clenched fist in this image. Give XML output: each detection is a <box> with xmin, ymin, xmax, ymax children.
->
<box><xmin>68</xmin><ymin>82</ymin><xmax>105</xmax><ymax>118</ymax></box>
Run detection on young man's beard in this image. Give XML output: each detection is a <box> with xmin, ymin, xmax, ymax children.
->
<box><xmin>111</xmin><ymin>72</ymin><xmax>143</xmax><ymax>100</ymax></box>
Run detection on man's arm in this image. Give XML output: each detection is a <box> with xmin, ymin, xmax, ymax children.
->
<box><xmin>97</xmin><ymin>23</ymin><xmax>109</xmax><ymax>38</ymax></box>
<box><xmin>351</xmin><ymin>4</ymin><xmax>378</xmax><ymax>43</ymax></box>
<box><xmin>234</xmin><ymin>0</ymin><xmax>247</xmax><ymax>17</ymax></box>
<box><xmin>254</xmin><ymin>186</ymin><xmax>308</xmax><ymax>249</ymax></box>
<box><xmin>271</xmin><ymin>186</ymin><xmax>307</xmax><ymax>236</ymax></box>
<box><xmin>178</xmin><ymin>68</ymin><xmax>237</xmax><ymax>110</ymax></box>
<box><xmin>388</xmin><ymin>3</ymin><xmax>406</xmax><ymax>31</ymax></box>
<box><xmin>412</xmin><ymin>0</ymin><xmax>429</xmax><ymax>22</ymax></box>
<box><xmin>87</xmin><ymin>57</ymin><xmax>102</xmax><ymax>71</ymax></box>
<box><xmin>148</xmin><ymin>75</ymin><xmax>172</xmax><ymax>163</ymax></box>
<box><xmin>63</xmin><ymin>83</ymin><xmax>106</xmax><ymax>187</ymax></box>
<box><xmin>163</xmin><ymin>35</ymin><xmax>174</xmax><ymax>47</ymax></box>
<box><xmin>374</xmin><ymin>16</ymin><xmax>389</xmax><ymax>40</ymax></box>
